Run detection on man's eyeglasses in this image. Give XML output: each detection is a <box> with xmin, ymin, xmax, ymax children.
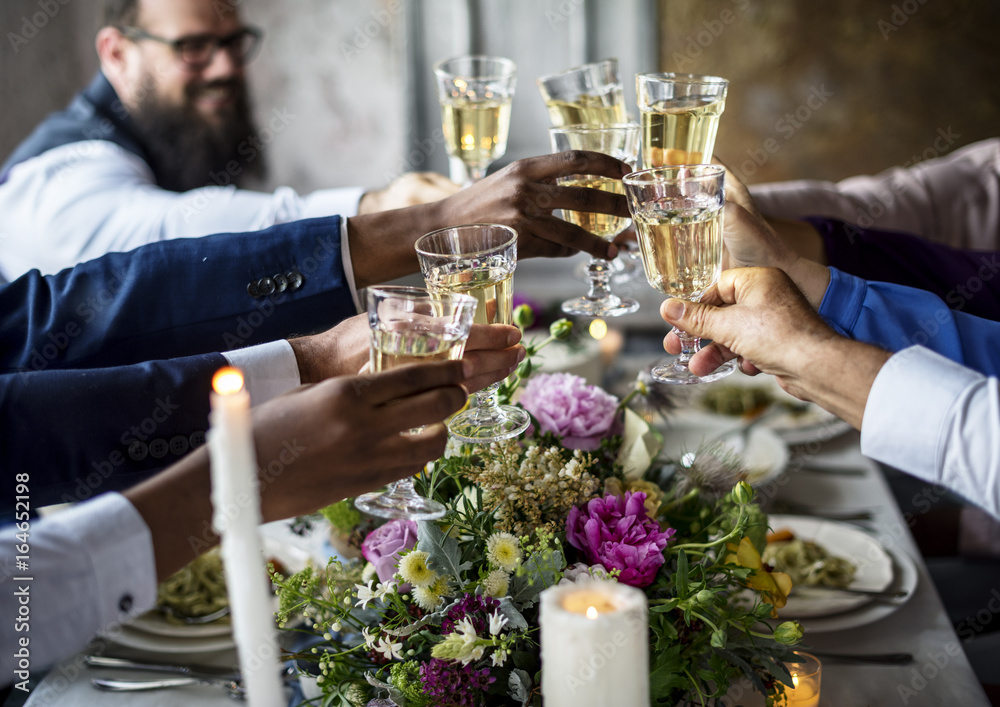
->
<box><xmin>118</xmin><ymin>26</ymin><xmax>264</xmax><ymax>68</ymax></box>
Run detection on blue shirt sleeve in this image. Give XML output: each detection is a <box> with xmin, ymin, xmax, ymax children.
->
<box><xmin>818</xmin><ymin>267</ymin><xmax>1000</xmax><ymax>377</ymax></box>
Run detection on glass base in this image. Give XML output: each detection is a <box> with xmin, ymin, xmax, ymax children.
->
<box><xmin>651</xmin><ymin>358</ymin><xmax>737</xmax><ymax>385</ymax></box>
<box><xmin>447</xmin><ymin>404</ymin><xmax>530</xmax><ymax>444</ymax></box>
<box><xmin>355</xmin><ymin>490</ymin><xmax>447</xmax><ymax>521</ymax></box>
<box><xmin>561</xmin><ymin>294</ymin><xmax>640</xmax><ymax>318</ymax></box>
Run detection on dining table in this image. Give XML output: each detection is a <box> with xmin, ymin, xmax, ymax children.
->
<box><xmin>13</xmin><ymin>254</ymin><xmax>993</xmax><ymax>707</ymax></box>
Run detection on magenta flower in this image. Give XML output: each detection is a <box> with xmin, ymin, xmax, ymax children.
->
<box><xmin>519</xmin><ymin>373</ymin><xmax>620</xmax><ymax>450</ymax></box>
<box><xmin>565</xmin><ymin>492</ymin><xmax>675</xmax><ymax>588</ymax></box>
<box><xmin>361</xmin><ymin>519</ymin><xmax>418</xmax><ymax>584</ymax></box>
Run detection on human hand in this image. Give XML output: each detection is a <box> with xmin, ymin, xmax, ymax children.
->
<box><xmin>462</xmin><ymin>324</ymin><xmax>525</xmax><ymax>393</ymax></box>
<box><xmin>434</xmin><ymin>151</ymin><xmax>633</xmax><ymax>260</ymax></box>
<box><xmin>359</xmin><ymin>172</ymin><xmax>462</xmax><ymax>214</ymax></box>
<box><xmin>660</xmin><ymin>268</ymin><xmax>838</xmax><ymax>396</ymax></box>
<box><xmin>253</xmin><ymin>360</ymin><xmax>468</xmax><ymax>521</ymax></box>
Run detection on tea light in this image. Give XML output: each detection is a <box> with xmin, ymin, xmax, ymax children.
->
<box><xmin>784</xmin><ymin>651</ymin><xmax>821</xmax><ymax>707</ymax></box>
<box><xmin>540</xmin><ymin>579</ymin><xmax>649</xmax><ymax>707</ymax></box>
<box><xmin>208</xmin><ymin>368</ymin><xmax>284</xmax><ymax>707</ymax></box>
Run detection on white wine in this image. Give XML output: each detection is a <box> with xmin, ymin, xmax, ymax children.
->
<box><xmin>424</xmin><ymin>263</ymin><xmax>514</xmax><ymax>327</ymax></box>
<box><xmin>371</xmin><ymin>322</ymin><xmax>468</xmax><ymax>373</ymax></box>
<box><xmin>556</xmin><ymin>176</ymin><xmax>628</xmax><ymax>240</ymax></box>
<box><xmin>633</xmin><ymin>200</ymin><xmax>723</xmax><ymax>300</ymax></box>
<box><xmin>544</xmin><ymin>88</ymin><xmax>627</xmax><ymax>127</ymax></box>
<box><xmin>640</xmin><ymin>97</ymin><xmax>724</xmax><ymax>167</ymax></box>
<box><xmin>441</xmin><ymin>96</ymin><xmax>512</xmax><ymax>170</ymax></box>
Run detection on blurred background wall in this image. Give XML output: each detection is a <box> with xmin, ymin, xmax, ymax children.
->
<box><xmin>2</xmin><ymin>0</ymin><xmax>999</xmax><ymax>196</ymax></box>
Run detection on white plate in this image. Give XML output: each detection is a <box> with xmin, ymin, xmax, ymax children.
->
<box><xmin>683</xmin><ymin>373</ymin><xmax>853</xmax><ymax>446</ymax></box>
<box><xmin>102</xmin><ymin>624</ymin><xmax>236</xmax><ymax>655</ymax></box>
<box><xmin>658</xmin><ymin>416</ymin><xmax>789</xmax><ymax>487</ymax></box>
<box><xmin>127</xmin><ymin>611</ymin><xmax>232</xmax><ymax>639</ymax></box>
<box><xmin>767</xmin><ymin>515</ymin><xmax>894</xmax><ymax>619</ymax></box>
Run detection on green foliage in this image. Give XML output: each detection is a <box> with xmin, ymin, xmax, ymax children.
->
<box><xmin>319</xmin><ymin>499</ymin><xmax>362</xmax><ymax>534</ymax></box>
<box><xmin>389</xmin><ymin>661</ymin><xmax>430</xmax><ymax>707</ymax></box>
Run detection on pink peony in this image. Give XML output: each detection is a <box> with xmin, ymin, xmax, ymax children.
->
<box><xmin>565</xmin><ymin>492</ymin><xmax>676</xmax><ymax>588</ymax></box>
<box><xmin>361</xmin><ymin>519</ymin><xmax>418</xmax><ymax>584</ymax></box>
<box><xmin>518</xmin><ymin>373</ymin><xmax>620</xmax><ymax>450</ymax></box>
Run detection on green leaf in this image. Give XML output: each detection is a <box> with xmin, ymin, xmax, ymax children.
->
<box><xmin>497</xmin><ymin>597</ymin><xmax>530</xmax><ymax>631</ymax></box>
<box><xmin>676</xmin><ymin>551</ymin><xmax>690</xmax><ymax>597</ymax></box>
<box><xmin>508</xmin><ymin>546</ymin><xmax>565</xmax><ymax>608</ymax></box>
<box><xmin>710</xmin><ymin>629</ymin><xmax>727</xmax><ymax>648</ymax></box>
<box><xmin>364</xmin><ymin>672</ymin><xmax>405</xmax><ymax>706</ymax></box>
<box><xmin>417</xmin><ymin>521</ymin><xmax>472</xmax><ymax>580</ymax></box>
<box><xmin>508</xmin><ymin>669</ymin><xmax>532</xmax><ymax>707</ymax></box>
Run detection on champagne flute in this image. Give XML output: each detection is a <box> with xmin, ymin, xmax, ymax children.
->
<box><xmin>622</xmin><ymin>165</ymin><xmax>736</xmax><ymax>385</ymax></box>
<box><xmin>414</xmin><ymin>224</ymin><xmax>530</xmax><ymax>443</ymax></box>
<box><xmin>636</xmin><ymin>73</ymin><xmax>728</xmax><ymax>168</ymax></box>
<box><xmin>549</xmin><ymin>123</ymin><xmax>640</xmax><ymax>318</ymax></box>
<box><xmin>354</xmin><ymin>286</ymin><xmax>477</xmax><ymax>520</ymax></box>
<box><xmin>536</xmin><ymin>57</ymin><xmax>627</xmax><ymax>127</ymax></box>
<box><xmin>434</xmin><ymin>56</ymin><xmax>516</xmax><ymax>184</ymax></box>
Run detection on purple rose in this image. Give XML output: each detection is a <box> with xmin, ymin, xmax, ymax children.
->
<box><xmin>565</xmin><ymin>492</ymin><xmax>675</xmax><ymax>588</ymax></box>
<box><xmin>519</xmin><ymin>373</ymin><xmax>620</xmax><ymax>450</ymax></box>
<box><xmin>361</xmin><ymin>519</ymin><xmax>418</xmax><ymax>584</ymax></box>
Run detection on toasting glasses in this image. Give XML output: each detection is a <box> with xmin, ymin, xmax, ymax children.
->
<box><xmin>549</xmin><ymin>123</ymin><xmax>641</xmax><ymax>318</ymax></box>
<box><xmin>622</xmin><ymin>165</ymin><xmax>736</xmax><ymax>385</ymax></box>
<box><xmin>414</xmin><ymin>224</ymin><xmax>530</xmax><ymax>443</ymax></box>
<box><xmin>434</xmin><ymin>56</ymin><xmax>517</xmax><ymax>185</ymax></box>
<box><xmin>636</xmin><ymin>73</ymin><xmax>728</xmax><ymax>168</ymax></box>
<box><xmin>354</xmin><ymin>286</ymin><xmax>477</xmax><ymax>520</ymax></box>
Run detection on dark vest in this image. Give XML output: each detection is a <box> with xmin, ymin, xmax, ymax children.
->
<box><xmin>0</xmin><ymin>73</ymin><xmax>153</xmax><ymax>186</ymax></box>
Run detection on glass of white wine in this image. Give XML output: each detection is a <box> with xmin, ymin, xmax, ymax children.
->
<box><xmin>414</xmin><ymin>224</ymin><xmax>530</xmax><ymax>443</ymax></box>
<box><xmin>536</xmin><ymin>57</ymin><xmax>627</xmax><ymax>127</ymax></box>
<box><xmin>636</xmin><ymin>73</ymin><xmax>728</xmax><ymax>168</ymax></box>
<box><xmin>434</xmin><ymin>56</ymin><xmax>516</xmax><ymax>184</ymax></box>
<box><xmin>622</xmin><ymin>165</ymin><xmax>736</xmax><ymax>385</ymax></box>
<box><xmin>549</xmin><ymin>123</ymin><xmax>640</xmax><ymax>318</ymax></box>
<box><xmin>354</xmin><ymin>286</ymin><xmax>477</xmax><ymax>520</ymax></box>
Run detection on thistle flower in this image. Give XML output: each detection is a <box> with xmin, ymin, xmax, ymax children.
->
<box><xmin>398</xmin><ymin>550</ymin><xmax>437</xmax><ymax>588</ymax></box>
<box><xmin>482</xmin><ymin>569</ymin><xmax>510</xmax><ymax>598</ymax></box>
<box><xmin>486</xmin><ymin>532</ymin><xmax>522</xmax><ymax>572</ymax></box>
<box><xmin>674</xmin><ymin>441</ymin><xmax>748</xmax><ymax>502</ymax></box>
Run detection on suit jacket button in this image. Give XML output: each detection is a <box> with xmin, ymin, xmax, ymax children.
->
<box><xmin>128</xmin><ymin>441</ymin><xmax>148</xmax><ymax>461</ymax></box>
<box><xmin>169</xmin><ymin>435</ymin><xmax>189</xmax><ymax>456</ymax></box>
<box><xmin>189</xmin><ymin>430</ymin><xmax>206</xmax><ymax>448</ymax></box>
<box><xmin>247</xmin><ymin>281</ymin><xmax>260</xmax><ymax>298</ymax></box>
<box><xmin>273</xmin><ymin>273</ymin><xmax>288</xmax><ymax>293</ymax></box>
<box><xmin>149</xmin><ymin>438</ymin><xmax>168</xmax><ymax>459</ymax></box>
<box><xmin>286</xmin><ymin>270</ymin><xmax>304</xmax><ymax>291</ymax></box>
<box><xmin>257</xmin><ymin>277</ymin><xmax>276</xmax><ymax>296</ymax></box>
<box><xmin>118</xmin><ymin>594</ymin><xmax>134</xmax><ymax>614</ymax></box>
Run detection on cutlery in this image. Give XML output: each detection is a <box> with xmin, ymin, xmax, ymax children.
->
<box><xmin>84</xmin><ymin>655</ymin><xmax>239</xmax><ymax>680</ymax></box>
<box><xmin>768</xmin><ymin>499</ymin><xmax>874</xmax><ymax>522</ymax></box>
<box><xmin>808</xmin><ymin>651</ymin><xmax>914</xmax><ymax>666</ymax></box>
<box><xmin>793</xmin><ymin>462</ymin><xmax>867</xmax><ymax>477</ymax></box>
<box><xmin>92</xmin><ymin>676</ymin><xmax>245</xmax><ymax>698</ymax></box>
<box><xmin>794</xmin><ymin>586</ymin><xmax>910</xmax><ymax>600</ymax></box>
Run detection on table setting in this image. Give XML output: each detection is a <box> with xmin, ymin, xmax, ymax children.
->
<box><xmin>17</xmin><ymin>55</ymin><xmax>992</xmax><ymax>707</ymax></box>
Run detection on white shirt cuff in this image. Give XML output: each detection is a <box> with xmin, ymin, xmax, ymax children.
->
<box><xmin>861</xmin><ymin>346</ymin><xmax>984</xmax><ymax>482</ymax></box>
<box><xmin>223</xmin><ymin>340</ymin><xmax>301</xmax><ymax>406</ymax></box>
<box><xmin>300</xmin><ymin>186</ymin><xmax>365</xmax><ymax>220</ymax></box>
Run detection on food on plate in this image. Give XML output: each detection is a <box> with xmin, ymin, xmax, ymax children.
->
<box><xmin>699</xmin><ymin>384</ymin><xmax>774</xmax><ymax>417</ymax></box>
<box><xmin>157</xmin><ymin>548</ymin><xmax>229</xmax><ymax>623</ymax></box>
<box><xmin>763</xmin><ymin>529</ymin><xmax>856</xmax><ymax>589</ymax></box>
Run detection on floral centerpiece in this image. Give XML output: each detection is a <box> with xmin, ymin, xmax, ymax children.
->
<box><xmin>273</xmin><ymin>314</ymin><xmax>803</xmax><ymax>707</ymax></box>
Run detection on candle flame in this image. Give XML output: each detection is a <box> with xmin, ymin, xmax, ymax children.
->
<box><xmin>586</xmin><ymin>606</ymin><xmax>598</xmax><ymax>620</ymax></box>
<box><xmin>588</xmin><ymin>318</ymin><xmax>608</xmax><ymax>340</ymax></box>
<box><xmin>212</xmin><ymin>367</ymin><xmax>245</xmax><ymax>395</ymax></box>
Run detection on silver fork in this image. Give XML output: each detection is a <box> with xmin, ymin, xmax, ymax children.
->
<box><xmin>92</xmin><ymin>676</ymin><xmax>245</xmax><ymax>699</ymax></box>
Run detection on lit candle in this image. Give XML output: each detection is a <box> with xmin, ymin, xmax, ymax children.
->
<box><xmin>208</xmin><ymin>368</ymin><xmax>284</xmax><ymax>706</ymax></box>
<box><xmin>540</xmin><ymin>579</ymin><xmax>649</xmax><ymax>707</ymax></box>
<box><xmin>784</xmin><ymin>651</ymin><xmax>821</xmax><ymax>707</ymax></box>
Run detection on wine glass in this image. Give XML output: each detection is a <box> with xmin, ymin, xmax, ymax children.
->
<box><xmin>536</xmin><ymin>57</ymin><xmax>628</xmax><ymax>127</ymax></box>
<box><xmin>636</xmin><ymin>73</ymin><xmax>728</xmax><ymax>167</ymax></box>
<box><xmin>414</xmin><ymin>224</ymin><xmax>530</xmax><ymax>443</ymax></box>
<box><xmin>549</xmin><ymin>123</ymin><xmax>641</xmax><ymax>318</ymax></box>
<box><xmin>354</xmin><ymin>286</ymin><xmax>477</xmax><ymax>520</ymax></box>
<box><xmin>622</xmin><ymin>165</ymin><xmax>736</xmax><ymax>385</ymax></box>
<box><xmin>433</xmin><ymin>56</ymin><xmax>516</xmax><ymax>184</ymax></box>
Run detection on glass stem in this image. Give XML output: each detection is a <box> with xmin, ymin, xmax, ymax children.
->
<box><xmin>585</xmin><ymin>257</ymin><xmax>613</xmax><ymax>301</ymax></box>
<box><xmin>467</xmin><ymin>164</ymin><xmax>488</xmax><ymax>183</ymax></box>
<box><xmin>385</xmin><ymin>477</ymin><xmax>417</xmax><ymax>500</ymax></box>
<box><xmin>674</xmin><ymin>328</ymin><xmax>700</xmax><ymax>369</ymax></box>
<box><xmin>471</xmin><ymin>383</ymin><xmax>505</xmax><ymax>424</ymax></box>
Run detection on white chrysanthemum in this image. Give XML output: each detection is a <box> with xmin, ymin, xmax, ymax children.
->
<box><xmin>482</xmin><ymin>569</ymin><xmax>510</xmax><ymax>598</ymax></box>
<box><xmin>486</xmin><ymin>532</ymin><xmax>523</xmax><ymax>572</ymax></box>
<box><xmin>361</xmin><ymin>562</ymin><xmax>377</xmax><ymax>582</ymax></box>
<box><xmin>412</xmin><ymin>574</ymin><xmax>450</xmax><ymax>611</ymax></box>
<box><xmin>397</xmin><ymin>550</ymin><xmax>437</xmax><ymax>588</ymax></box>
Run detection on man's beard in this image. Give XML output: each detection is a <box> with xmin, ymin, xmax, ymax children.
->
<box><xmin>129</xmin><ymin>77</ymin><xmax>267</xmax><ymax>192</ymax></box>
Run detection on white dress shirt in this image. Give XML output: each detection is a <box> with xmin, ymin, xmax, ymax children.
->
<box><xmin>861</xmin><ymin>346</ymin><xmax>1000</xmax><ymax>519</ymax></box>
<box><xmin>0</xmin><ymin>140</ymin><xmax>364</xmax><ymax>282</ymax></box>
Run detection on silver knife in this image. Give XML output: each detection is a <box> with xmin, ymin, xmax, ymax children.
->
<box><xmin>84</xmin><ymin>655</ymin><xmax>241</xmax><ymax>681</ymax></box>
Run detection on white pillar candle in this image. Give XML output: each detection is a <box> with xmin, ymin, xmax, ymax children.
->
<box><xmin>540</xmin><ymin>579</ymin><xmax>649</xmax><ymax>707</ymax></box>
<box><xmin>208</xmin><ymin>368</ymin><xmax>284</xmax><ymax>707</ymax></box>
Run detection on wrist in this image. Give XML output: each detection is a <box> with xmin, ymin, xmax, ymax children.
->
<box><xmin>785</xmin><ymin>256</ymin><xmax>831</xmax><ymax>309</ymax></box>
<box><xmin>288</xmin><ymin>335</ymin><xmax>324</xmax><ymax>385</ymax></box>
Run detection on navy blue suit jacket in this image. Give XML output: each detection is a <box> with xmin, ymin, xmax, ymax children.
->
<box><xmin>1</xmin><ymin>216</ymin><xmax>358</xmax><ymax>511</ymax></box>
